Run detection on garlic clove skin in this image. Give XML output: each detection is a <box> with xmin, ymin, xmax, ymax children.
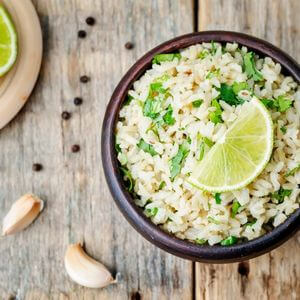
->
<box><xmin>2</xmin><ymin>193</ymin><xmax>44</xmax><ymax>236</ymax></box>
<box><xmin>65</xmin><ymin>243</ymin><xmax>115</xmax><ymax>289</ymax></box>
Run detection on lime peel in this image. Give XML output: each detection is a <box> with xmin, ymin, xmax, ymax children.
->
<box><xmin>189</xmin><ymin>97</ymin><xmax>273</xmax><ymax>192</ymax></box>
<box><xmin>0</xmin><ymin>4</ymin><xmax>18</xmax><ymax>76</ymax></box>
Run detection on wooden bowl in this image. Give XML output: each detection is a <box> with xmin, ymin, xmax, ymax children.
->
<box><xmin>102</xmin><ymin>31</ymin><xmax>300</xmax><ymax>263</ymax></box>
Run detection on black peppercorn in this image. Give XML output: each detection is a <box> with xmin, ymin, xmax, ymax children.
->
<box><xmin>71</xmin><ymin>144</ymin><xmax>80</xmax><ymax>153</ymax></box>
<box><xmin>32</xmin><ymin>163</ymin><xmax>43</xmax><ymax>172</ymax></box>
<box><xmin>125</xmin><ymin>42</ymin><xmax>134</xmax><ymax>49</ymax></box>
<box><xmin>86</xmin><ymin>17</ymin><xmax>95</xmax><ymax>26</ymax></box>
<box><xmin>80</xmin><ymin>75</ymin><xmax>90</xmax><ymax>83</ymax></box>
<box><xmin>78</xmin><ymin>30</ymin><xmax>87</xmax><ymax>38</ymax></box>
<box><xmin>74</xmin><ymin>97</ymin><xmax>83</xmax><ymax>106</ymax></box>
<box><xmin>62</xmin><ymin>111</ymin><xmax>71</xmax><ymax>120</ymax></box>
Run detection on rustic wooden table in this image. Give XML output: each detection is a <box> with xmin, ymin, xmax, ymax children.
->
<box><xmin>0</xmin><ymin>0</ymin><xmax>299</xmax><ymax>299</ymax></box>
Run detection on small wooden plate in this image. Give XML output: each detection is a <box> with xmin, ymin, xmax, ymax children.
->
<box><xmin>0</xmin><ymin>0</ymin><xmax>42</xmax><ymax>129</ymax></box>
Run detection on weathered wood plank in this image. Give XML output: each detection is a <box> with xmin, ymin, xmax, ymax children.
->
<box><xmin>196</xmin><ymin>1</ymin><xmax>300</xmax><ymax>299</ymax></box>
<box><xmin>0</xmin><ymin>0</ymin><xmax>194</xmax><ymax>299</ymax></box>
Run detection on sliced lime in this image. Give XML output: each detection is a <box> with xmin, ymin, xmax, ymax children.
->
<box><xmin>0</xmin><ymin>5</ymin><xmax>18</xmax><ymax>77</ymax></box>
<box><xmin>189</xmin><ymin>97</ymin><xmax>273</xmax><ymax>192</ymax></box>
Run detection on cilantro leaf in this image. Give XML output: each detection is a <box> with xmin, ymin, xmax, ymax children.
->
<box><xmin>137</xmin><ymin>138</ymin><xmax>158</xmax><ymax>156</ymax></box>
<box><xmin>243</xmin><ymin>52</ymin><xmax>263</xmax><ymax>81</ymax></box>
<box><xmin>231</xmin><ymin>200</ymin><xmax>241</xmax><ymax>218</ymax></box>
<box><xmin>143</xmin><ymin>83</ymin><xmax>167</xmax><ymax>119</ymax></box>
<box><xmin>245</xmin><ymin>218</ymin><xmax>257</xmax><ymax>227</ymax></box>
<box><xmin>232</xmin><ymin>82</ymin><xmax>249</xmax><ymax>94</ymax></box>
<box><xmin>211</xmin><ymin>41</ymin><xmax>217</xmax><ymax>55</ymax></box>
<box><xmin>120</xmin><ymin>166</ymin><xmax>134</xmax><ymax>192</ymax></box>
<box><xmin>280</xmin><ymin>126</ymin><xmax>287</xmax><ymax>134</ymax></box>
<box><xmin>192</xmin><ymin>99</ymin><xmax>203</xmax><ymax>108</ymax></box>
<box><xmin>220</xmin><ymin>83</ymin><xmax>244</xmax><ymax>106</ymax></box>
<box><xmin>275</xmin><ymin>95</ymin><xmax>292</xmax><ymax>112</ymax></box>
<box><xmin>170</xmin><ymin>142</ymin><xmax>190</xmax><ymax>180</ymax></box>
<box><xmin>220</xmin><ymin>236</ymin><xmax>238</xmax><ymax>246</ymax></box>
<box><xmin>145</xmin><ymin>207</ymin><xmax>158</xmax><ymax>217</ymax></box>
<box><xmin>158</xmin><ymin>181</ymin><xmax>166</xmax><ymax>190</ymax></box>
<box><xmin>195</xmin><ymin>238</ymin><xmax>207</xmax><ymax>245</ymax></box>
<box><xmin>115</xmin><ymin>143</ymin><xmax>122</xmax><ymax>153</ymax></box>
<box><xmin>208</xmin><ymin>216</ymin><xmax>221</xmax><ymax>225</ymax></box>
<box><xmin>285</xmin><ymin>164</ymin><xmax>300</xmax><ymax>177</ymax></box>
<box><xmin>163</xmin><ymin>105</ymin><xmax>175</xmax><ymax>125</ymax></box>
<box><xmin>123</xmin><ymin>94</ymin><xmax>134</xmax><ymax>106</ymax></box>
<box><xmin>215</xmin><ymin>193</ymin><xmax>221</xmax><ymax>204</ymax></box>
<box><xmin>203</xmin><ymin>137</ymin><xmax>214</xmax><ymax>147</ymax></box>
<box><xmin>197</xmin><ymin>50</ymin><xmax>209</xmax><ymax>59</ymax></box>
<box><xmin>152</xmin><ymin>53</ymin><xmax>181</xmax><ymax>64</ymax></box>
<box><xmin>209</xmin><ymin>99</ymin><xmax>223</xmax><ymax>124</ymax></box>
<box><xmin>261</xmin><ymin>98</ymin><xmax>275</xmax><ymax>109</ymax></box>
<box><xmin>198</xmin><ymin>142</ymin><xmax>205</xmax><ymax>161</ymax></box>
<box><xmin>206</xmin><ymin>68</ymin><xmax>220</xmax><ymax>79</ymax></box>
<box><xmin>271</xmin><ymin>187</ymin><xmax>292</xmax><ymax>203</ymax></box>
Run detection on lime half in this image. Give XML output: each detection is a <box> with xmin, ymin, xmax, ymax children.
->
<box><xmin>0</xmin><ymin>5</ymin><xmax>18</xmax><ymax>77</ymax></box>
<box><xmin>189</xmin><ymin>97</ymin><xmax>273</xmax><ymax>192</ymax></box>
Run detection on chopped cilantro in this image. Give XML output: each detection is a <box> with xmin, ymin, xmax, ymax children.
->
<box><xmin>143</xmin><ymin>83</ymin><xmax>167</xmax><ymax>119</ymax></box>
<box><xmin>197</xmin><ymin>50</ymin><xmax>209</xmax><ymax>59</ymax></box>
<box><xmin>195</xmin><ymin>238</ymin><xmax>207</xmax><ymax>245</ymax></box>
<box><xmin>197</xmin><ymin>135</ymin><xmax>213</xmax><ymax>161</ymax></box>
<box><xmin>158</xmin><ymin>181</ymin><xmax>166</xmax><ymax>190</ymax></box>
<box><xmin>208</xmin><ymin>216</ymin><xmax>220</xmax><ymax>225</ymax></box>
<box><xmin>245</xmin><ymin>218</ymin><xmax>257</xmax><ymax>227</ymax></box>
<box><xmin>220</xmin><ymin>83</ymin><xmax>244</xmax><ymax>106</ymax></box>
<box><xmin>118</xmin><ymin>153</ymin><xmax>127</xmax><ymax>165</ymax></box>
<box><xmin>120</xmin><ymin>166</ymin><xmax>134</xmax><ymax>192</ymax></box>
<box><xmin>261</xmin><ymin>98</ymin><xmax>275</xmax><ymax>109</ymax></box>
<box><xmin>137</xmin><ymin>138</ymin><xmax>158</xmax><ymax>156</ymax></box>
<box><xmin>206</xmin><ymin>68</ymin><xmax>220</xmax><ymax>79</ymax></box>
<box><xmin>285</xmin><ymin>164</ymin><xmax>300</xmax><ymax>177</ymax></box>
<box><xmin>275</xmin><ymin>95</ymin><xmax>292</xmax><ymax>113</ymax></box>
<box><xmin>243</xmin><ymin>52</ymin><xmax>263</xmax><ymax>81</ymax></box>
<box><xmin>192</xmin><ymin>99</ymin><xmax>203</xmax><ymax>108</ymax></box>
<box><xmin>163</xmin><ymin>105</ymin><xmax>175</xmax><ymax>125</ymax></box>
<box><xmin>271</xmin><ymin>187</ymin><xmax>292</xmax><ymax>203</ymax></box>
<box><xmin>198</xmin><ymin>142</ymin><xmax>205</xmax><ymax>161</ymax></box>
<box><xmin>115</xmin><ymin>143</ymin><xmax>122</xmax><ymax>153</ymax></box>
<box><xmin>211</xmin><ymin>41</ymin><xmax>217</xmax><ymax>55</ymax></box>
<box><xmin>150</xmin><ymin>82</ymin><xmax>167</xmax><ymax>94</ymax></box>
<box><xmin>261</xmin><ymin>96</ymin><xmax>292</xmax><ymax>112</ymax></box>
<box><xmin>215</xmin><ymin>193</ymin><xmax>221</xmax><ymax>204</ymax></box>
<box><xmin>203</xmin><ymin>137</ymin><xmax>214</xmax><ymax>147</ymax></box>
<box><xmin>187</xmin><ymin>136</ymin><xmax>192</xmax><ymax>144</ymax></box>
<box><xmin>231</xmin><ymin>200</ymin><xmax>241</xmax><ymax>218</ymax></box>
<box><xmin>232</xmin><ymin>82</ymin><xmax>249</xmax><ymax>94</ymax></box>
<box><xmin>220</xmin><ymin>236</ymin><xmax>238</xmax><ymax>246</ymax></box>
<box><xmin>280</xmin><ymin>126</ymin><xmax>287</xmax><ymax>134</ymax></box>
<box><xmin>123</xmin><ymin>94</ymin><xmax>134</xmax><ymax>106</ymax></box>
<box><xmin>152</xmin><ymin>53</ymin><xmax>181</xmax><ymax>64</ymax></box>
<box><xmin>169</xmin><ymin>142</ymin><xmax>190</xmax><ymax>180</ymax></box>
<box><xmin>145</xmin><ymin>207</ymin><xmax>158</xmax><ymax>217</ymax></box>
<box><xmin>209</xmin><ymin>99</ymin><xmax>223</xmax><ymax>124</ymax></box>
<box><xmin>155</xmin><ymin>73</ymin><xmax>170</xmax><ymax>82</ymax></box>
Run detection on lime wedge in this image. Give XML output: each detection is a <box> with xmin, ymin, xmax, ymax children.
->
<box><xmin>189</xmin><ymin>97</ymin><xmax>273</xmax><ymax>192</ymax></box>
<box><xmin>0</xmin><ymin>5</ymin><xmax>18</xmax><ymax>77</ymax></box>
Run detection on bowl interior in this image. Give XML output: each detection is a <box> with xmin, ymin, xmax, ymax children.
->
<box><xmin>102</xmin><ymin>31</ymin><xmax>300</xmax><ymax>263</ymax></box>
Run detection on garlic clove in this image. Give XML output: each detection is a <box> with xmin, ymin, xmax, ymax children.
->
<box><xmin>64</xmin><ymin>243</ymin><xmax>115</xmax><ymax>288</ymax></box>
<box><xmin>2</xmin><ymin>193</ymin><xmax>44</xmax><ymax>236</ymax></box>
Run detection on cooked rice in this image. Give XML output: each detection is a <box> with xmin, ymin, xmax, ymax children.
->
<box><xmin>115</xmin><ymin>42</ymin><xmax>300</xmax><ymax>245</ymax></box>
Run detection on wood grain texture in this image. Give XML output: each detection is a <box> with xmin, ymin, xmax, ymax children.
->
<box><xmin>196</xmin><ymin>1</ymin><xmax>300</xmax><ymax>299</ymax></box>
<box><xmin>0</xmin><ymin>0</ymin><xmax>194</xmax><ymax>299</ymax></box>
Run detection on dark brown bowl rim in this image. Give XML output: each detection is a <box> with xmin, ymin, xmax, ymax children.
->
<box><xmin>102</xmin><ymin>31</ymin><xmax>300</xmax><ymax>263</ymax></box>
